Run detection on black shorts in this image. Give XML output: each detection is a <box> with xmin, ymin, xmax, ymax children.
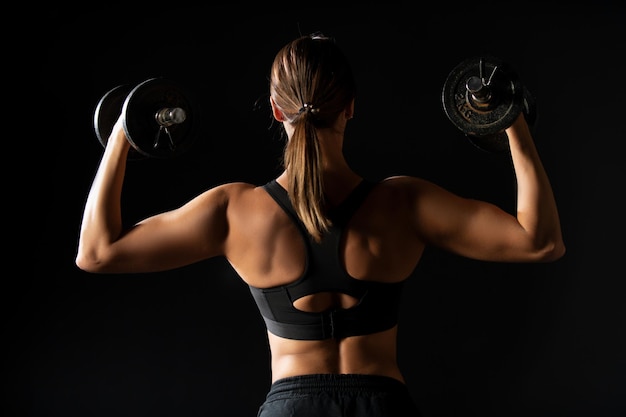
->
<box><xmin>256</xmin><ymin>373</ymin><xmax>422</xmax><ymax>417</ymax></box>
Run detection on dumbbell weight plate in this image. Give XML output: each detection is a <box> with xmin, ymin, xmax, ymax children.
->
<box><xmin>93</xmin><ymin>84</ymin><xmax>146</xmax><ymax>160</ymax></box>
<box><xmin>442</xmin><ymin>55</ymin><xmax>525</xmax><ymax>151</ymax></box>
<box><xmin>93</xmin><ymin>77</ymin><xmax>199</xmax><ymax>159</ymax></box>
<box><xmin>122</xmin><ymin>77</ymin><xmax>198</xmax><ymax>159</ymax></box>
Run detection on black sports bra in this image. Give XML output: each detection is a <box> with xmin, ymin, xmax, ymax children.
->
<box><xmin>247</xmin><ymin>179</ymin><xmax>405</xmax><ymax>340</ymax></box>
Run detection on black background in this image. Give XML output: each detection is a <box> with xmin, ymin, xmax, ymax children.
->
<box><xmin>10</xmin><ymin>3</ymin><xmax>625</xmax><ymax>417</ymax></box>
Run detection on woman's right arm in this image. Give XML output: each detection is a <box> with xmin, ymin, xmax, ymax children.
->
<box><xmin>75</xmin><ymin>116</ymin><xmax>230</xmax><ymax>274</ymax></box>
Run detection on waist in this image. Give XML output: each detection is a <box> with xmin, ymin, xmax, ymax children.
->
<box><xmin>266</xmin><ymin>373</ymin><xmax>408</xmax><ymax>399</ymax></box>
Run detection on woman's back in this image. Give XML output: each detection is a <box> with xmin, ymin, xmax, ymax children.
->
<box><xmin>221</xmin><ymin>175</ymin><xmax>426</xmax><ymax>383</ymax></box>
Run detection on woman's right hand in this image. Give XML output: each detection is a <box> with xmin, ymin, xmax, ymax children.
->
<box><xmin>105</xmin><ymin>114</ymin><xmax>132</xmax><ymax>155</ymax></box>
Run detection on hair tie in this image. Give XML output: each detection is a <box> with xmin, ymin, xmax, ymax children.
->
<box><xmin>299</xmin><ymin>103</ymin><xmax>319</xmax><ymax>114</ymax></box>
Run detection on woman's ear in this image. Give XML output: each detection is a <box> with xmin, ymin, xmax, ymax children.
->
<box><xmin>270</xmin><ymin>96</ymin><xmax>285</xmax><ymax>122</ymax></box>
<box><xmin>345</xmin><ymin>98</ymin><xmax>355</xmax><ymax>120</ymax></box>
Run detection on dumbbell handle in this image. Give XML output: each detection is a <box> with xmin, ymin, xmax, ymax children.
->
<box><xmin>466</xmin><ymin>75</ymin><xmax>492</xmax><ymax>104</ymax></box>
<box><xmin>155</xmin><ymin>107</ymin><xmax>186</xmax><ymax>127</ymax></box>
<box><xmin>466</xmin><ymin>58</ymin><xmax>500</xmax><ymax>106</ymax></box>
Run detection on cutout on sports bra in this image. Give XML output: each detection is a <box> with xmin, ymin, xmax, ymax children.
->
<box><xmin>292</xmin><ymin>291</ymin><xmax>359</xmax><ymax>313</ymax></box>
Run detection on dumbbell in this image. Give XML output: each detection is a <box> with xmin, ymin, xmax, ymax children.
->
<box><xmin>441</xmin><ymin>55</ymin><xmax>536</xmax><ymax>152</ymax></box>
<box><xmin>93</xmin><ymin>77</ymin><xmax>198</xmax><ymax>159</ymax></box>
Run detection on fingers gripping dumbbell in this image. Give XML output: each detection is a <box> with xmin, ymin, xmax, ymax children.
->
<box><xmin>441</xmin><ymin>56</ymin><xmax>536</xmax><ymax>152</ymax></box>
<box><xmin>93</xmin><ymin>77</ymin><xmax>199</xmax><ymax>159</ymax></box>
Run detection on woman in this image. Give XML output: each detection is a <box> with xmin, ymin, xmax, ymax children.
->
<box><xmin>76</xmin><ymin>33</ymin><xmax>565</xmax><ymax>416</ymax></box>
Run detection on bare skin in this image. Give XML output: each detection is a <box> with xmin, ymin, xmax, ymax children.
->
<box><xmin>76</xmin><ymin>100</ymin><xmax>565</xmax><ymax>383</ymax></box>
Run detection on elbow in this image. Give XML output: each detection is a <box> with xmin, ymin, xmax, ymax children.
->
<box><xmin>537</xmin><ymin>238</ymin><xmax>566</xmax><ymax>262</ymax></box>
<box><xmin>75</xmin><ymin>246</ymin><xmax>110</xmax><ymax>274</ymax></box>
<box><xmin>75</xmin><ymin>254</ymin><xmax>95</xmax><ymax>273</ymax></box>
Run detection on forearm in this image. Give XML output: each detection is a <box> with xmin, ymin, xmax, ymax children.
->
<box><xmin>76</xmin><ymin>121</ymin><xmax>131</xmax><ymax>270</ymax></box>
<box><xmin>506</xmin><ymin>114</ymin><xmax>565</xmax><ymax>259</ymax></box>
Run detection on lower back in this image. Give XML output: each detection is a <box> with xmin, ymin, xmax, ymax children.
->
<box><xmin>267</xmin><ymin>326</ymin><xmax>404</xmax><ymax>383</ymax></box>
